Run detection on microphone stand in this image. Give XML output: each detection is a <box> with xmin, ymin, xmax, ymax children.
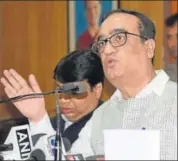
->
<box><xmin>54</xmin><ymin>90</ymin><xmax>62</xmax><ymax>161</ymax></box>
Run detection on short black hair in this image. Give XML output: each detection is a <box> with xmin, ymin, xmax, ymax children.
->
<box><xmin>165</xmin><ymin>13</ymin><xmax>178</xmax><ymax>27</ymax></box>
<box><xmin>54</xmin><ymin>49</ymin><xmax>104</xmax><ymax>88</ymax></box>
<box><xmin>101</xmin><ymin>9</ymin><xmax>156</xmax><ymax>40</ymax></box>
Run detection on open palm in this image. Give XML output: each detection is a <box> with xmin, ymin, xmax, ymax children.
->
<box><xmin>0</xmin><ymin>69</ymin><xmax>47</xmax><ymax>122</ymax></box>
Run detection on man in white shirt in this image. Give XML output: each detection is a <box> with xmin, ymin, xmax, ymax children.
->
<box><xmin>0</xmin><ymin>49</ymin><xmax>104</xmax><ymax>154</ymax></box>
<box><xmin>1</xmin><ymin>9</ymin><xmax>177</xmax><ymax>160</ymax></box>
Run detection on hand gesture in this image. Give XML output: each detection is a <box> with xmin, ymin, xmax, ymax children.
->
<box><xmin>0</xmin><ymin>69</ymin><xmax>47</xmax><ymax>122</ymax></box>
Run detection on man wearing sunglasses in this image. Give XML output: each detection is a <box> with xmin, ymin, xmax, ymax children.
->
<box><xmin>0</xmin><ymin>50</ymin><xmax>104</xmax><ymax>153</ymax></box>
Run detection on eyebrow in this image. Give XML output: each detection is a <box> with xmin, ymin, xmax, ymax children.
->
<box><xmin>110</xmin><ymin>28</ymin><xmax>127</xmax><ymax>35</ymax></box>
<box><xmin>97</xmin><ymin>28</ymin><xmax>128</xmax><ymax>41</ymax></box>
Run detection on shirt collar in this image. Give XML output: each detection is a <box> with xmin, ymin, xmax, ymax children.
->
<box><xmin>61</xmin><ymin>114</ymin><xmax>73</xmax><ymax>129</ymax></box>
<box><xmin>61</xmin><ymin>100</ymin><xmax>103</xmax><ymax>129</ymax></box>
<box><xmin>111</xmin><ymin>70</ymin><xmax>170</xmax><ymax>100</ymax></box>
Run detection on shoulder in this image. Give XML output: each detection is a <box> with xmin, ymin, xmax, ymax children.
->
<box><xmin>91</xmin><ymin>99</ymin><xmax>118</xmax><ymax>120</ymax></box>
<box><xmin>164</xmin><ymin>80</ymin><xmax>177</xmax><ymax>101</ymax></box>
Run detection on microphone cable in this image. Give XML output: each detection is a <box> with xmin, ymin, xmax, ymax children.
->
<box><xmin>0</xmin><ymin>88</ymin><xmax>74</xmax><ymax>104</ymax></box>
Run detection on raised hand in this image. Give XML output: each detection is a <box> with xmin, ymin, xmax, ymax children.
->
<box><xmin>0</xmin><ymin>69</ymin><xmax>47</xmax><ymax>122</ymax></box>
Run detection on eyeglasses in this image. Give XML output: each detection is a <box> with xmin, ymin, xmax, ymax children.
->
<box><xmin>91</xmin><ymin>32</ymin><xmax>148</xmax><ymax>55</ymax></box>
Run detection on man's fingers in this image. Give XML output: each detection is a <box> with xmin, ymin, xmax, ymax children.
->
<box><xmin>9</xmin><ymin>69</ymin><xmax>28</xmax><ymax>87</ymax></box>
<box><xmin>0</xmin><ymin>77</ymin><xmax>10</xmax><ymax>88</ymax></box>
<box><xmin>4</xmin><ymin>86</ymin><xmax>17</xmax><ymax>98</ymax></box>
<box><xmin>3</xmin><ymin>69</ymin><xmax>24</xmax><ymax>92</ymax></box>
<box><xmin>29</xmin><ymin>74</ymin><xmax>42</xmax><ymax>93</ymax></box>
<box><xmin>0</xmin><ymin>77</ymin><xmax>17</xmax><ymax>96</ymax></box>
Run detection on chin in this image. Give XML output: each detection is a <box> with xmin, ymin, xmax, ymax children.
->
<box><xmin>66</xmin><ymin>117</ymin><xmax>76</xmax><ymax>122</ymax></box>
<box><xmin>108</xmin><ymin>71</ymin><xmax>123</xmax><ymax>80</ymax></box>
<box><xmin>64</xmin><ymin>114</ymin><xmax>74</xmax><ymax>120</ymax></box>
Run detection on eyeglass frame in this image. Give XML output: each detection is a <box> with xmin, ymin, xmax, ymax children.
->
<box><xmin>91</xmin><ymin>31</ymin><xmax>149</xmax><ymax>55</ymax></box>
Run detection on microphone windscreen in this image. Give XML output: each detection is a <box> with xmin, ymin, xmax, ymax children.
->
<box><xmin>30</xmin><ymin>149</ymin><xmax>46</xmax><ymax>161</ymax></box>
<box><xmin>0</xmin><ymin>155</ymin><xmax>4</xmax><ymax>161</ymax></box>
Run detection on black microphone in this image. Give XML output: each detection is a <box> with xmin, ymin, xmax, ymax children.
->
<box><xmin>0</xmin><ymin>155</ymin><xmax>4</xmax><ymax>161</ymax></box>
<box><xmin>0</xmin><ymin>82</ymin><xmax>87</xmax><ymax>104</ymax></box>
<box><xmin>0</xmin><ymin>143</ymin><xmax>13</xmax><ymax>152</ymax></box>
<box><xmin>27</xmin><ymin>149</ymin><xmax>46</xmax><ymax>161</ymax></box>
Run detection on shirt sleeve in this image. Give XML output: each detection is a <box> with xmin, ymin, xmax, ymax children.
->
<box><xmin>69</xmin><ymin>118</ymin><xmax>94</xmax><ymax>158</ymax></box>
<box><xmin>29</xmin><ymin>113</ymin><xmax>55</xmax><ymax>136</ymax></box>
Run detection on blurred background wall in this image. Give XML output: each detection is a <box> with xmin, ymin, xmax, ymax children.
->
<box><xmin>0</xmin><ymin>0</ymin><xmax>176</xmax><ymax>119</ymax></box>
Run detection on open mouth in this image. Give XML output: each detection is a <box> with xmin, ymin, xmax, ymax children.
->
<box><xmin>107</xmin><ymin>59</ymin><xmax>116</xmax><ymax>68</ymax></box>
<box><xmin>61</xmin><ymin>108</ymin><xmax>73</xmax><ymax>115</ymax></box>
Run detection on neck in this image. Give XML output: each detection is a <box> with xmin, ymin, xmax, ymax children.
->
<box><xmin>119</xmin><ymin>69</ymin><xmax>156</xmax><ymax>99</ymax></box>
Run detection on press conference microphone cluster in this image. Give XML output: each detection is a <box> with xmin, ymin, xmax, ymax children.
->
<box><xmin>0</xmin><ymin>125</ymin><xmax>33</xmax><ymax>160</ymax></box>
<box><xmin>0</xmin><ymin>82</ymin><xmax>87</xmax><ymax>104</ymax></box>
<box><xmin>0</xmin><ymin>82</ymin><xmax>87</xmax><ymax>160</ymax></box>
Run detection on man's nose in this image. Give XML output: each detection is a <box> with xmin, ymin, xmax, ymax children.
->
<box><xmin>103</xmin><ymin>41</ymin><xmax>116</xmax><ymax>56</ymax></box>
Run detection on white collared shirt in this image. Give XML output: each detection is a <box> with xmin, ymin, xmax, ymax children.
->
<box><xmin>29</xmin><ymin>70</ymin><xmax>173</xmax><ymax>158</ymax></box>
<box><xmin>111</xmin><ymin>70</ymin><xmax>170</xmax><ymax>100</ymax></box>
<box><xmin>70</xmin><ymin>70</ymin><xmax>174</xmax><ymax>157</ymax></box>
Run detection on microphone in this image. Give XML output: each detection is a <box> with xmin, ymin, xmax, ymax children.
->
<box><xmin>0</xmin><ymin>143</ymin><xmax>13</xmax><ymax>151</ymax></box>
<box><xmin>0</xmin><ymin>155</ymin><xmax>4</xmax><ymax>161</ymax></box>
<box><xmin>0</xmin><ymin>124</ymin><xmax>33</xmax><ymax>160</ymax></box>
<box><xmin>31</xmin><ymin>133</ymin><xmax>67</xmax><ymax>160</ymax></box>
<box><xmin>27</xmin><ymin>149</ymin><xmax>46</xmax><ymax>161</ymax></box>
<box><xmin>0</xmin><ymin>82</ymin><xmax>87</xmax><ymax>104</ymax></box>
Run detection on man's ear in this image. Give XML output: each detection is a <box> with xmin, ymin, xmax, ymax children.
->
<box><xmin>93</xmin><ymin>82</ymin><xmax>103</xmax><ymax>99</ymax></box>
<box><xmin>144</xmin><ymin>39</ymin><xmax>156</xmax><ymax>59</ymax></box>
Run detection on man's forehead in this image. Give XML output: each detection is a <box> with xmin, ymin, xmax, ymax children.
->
<box><xmin>98</xmin><ymin>13</ymin><xmax>139</xmax><ymax>38</ymax></box>
<box><xmin>168</xmin><ymin>22</ymin><xmax>178</xmax><ymax>30</ymax></box>
<box><xmin>97</xmin><ymin>28</ymin><xmax>127</xmax><ymax>40</ymax></box>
